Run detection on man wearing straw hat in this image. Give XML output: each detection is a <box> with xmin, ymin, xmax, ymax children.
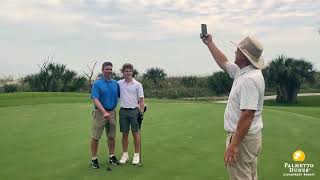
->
<box><xmin>201</xmin><ymin>34</ymin><xmax>265</xmax><ymax>180</ymax></box>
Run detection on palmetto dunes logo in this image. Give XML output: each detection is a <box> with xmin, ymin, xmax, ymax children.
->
<box><xmin>283</xmin><ymin>149</ymin><xmax>315</xmax><ymax>177</ymax></box>
<box><xmin>293</xmin><ymin>150</ymin><xmax>305</xmax><ymax>162</ymax></box>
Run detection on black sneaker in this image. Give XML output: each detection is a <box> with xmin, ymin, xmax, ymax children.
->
<box><xmin>91</xmin><ymin>157</ymin><xmax>100</xmax><ymax>169</ymax></box>
<box><xmin>109</xmin><ymin>156</ymin><xmax>120</xmax><ymax>165</ymax></box>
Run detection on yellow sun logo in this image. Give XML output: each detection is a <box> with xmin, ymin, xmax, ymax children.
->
<box><xmin>293</xmin><ymin>150</ymin><xmax>305</xmax><ymax>162</ymax></box>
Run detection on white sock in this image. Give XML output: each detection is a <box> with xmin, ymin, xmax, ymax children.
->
<box><xmin>134</xmin><ymin>153</ymin><xmax>139</xmax><ymax>156</ymax></box>
<box><xmin>123</xmin><ymin>152</ymin><xmax>128</xmax><ymax>156</ymax></box>
<box><xmin>92</xmin><ymin>157</ymin><xmax>98</xmax><ymax>160</ymax></box>
<box><xmin>109</xmin><ymin>155</ymin><xmax>115</xmax><ymax>157</ymax></box>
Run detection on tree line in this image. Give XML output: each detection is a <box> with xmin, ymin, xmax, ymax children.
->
<box><xmin>0</xmin><ymin>55</ymin><xmax>319</xmax><ymax>104</ymax></box>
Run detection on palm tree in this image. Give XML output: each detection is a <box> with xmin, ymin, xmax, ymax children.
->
<box><xmin>47</xmin><ymin>63</ymin><xmax>66</xmax><ymax>91</ymax></box>
<box><xmin>143</xmin><ymin>67</ymin><xmax>167</xmax><ymax>84</ymax></box>
<box><xmin>62</xmin><ymin>70</ymin><xmax>77</xmax><ymax>92</ymax></box>
<box><xmin>24</xmin><ymin>62</ymin><xmax>86</xmax><ymax>92</ymax></box>
<box><xmin>264</xmin><ymin>55</ymin><xmax>315</xmax><ymax>103</ymax></box>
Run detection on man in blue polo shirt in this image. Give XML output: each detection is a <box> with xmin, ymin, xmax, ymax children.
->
<box><xmin>90</xmin><ymin>62</ymin><xmax>120</xmax><ymax>169</ymax></box>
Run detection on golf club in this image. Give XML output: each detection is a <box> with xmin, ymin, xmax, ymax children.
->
<box><xmin>138</xmin><ymin>105</ymin><xmax>147</xmax><ymax>167</ymax></box>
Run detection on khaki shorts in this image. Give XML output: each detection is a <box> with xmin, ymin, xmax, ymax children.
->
<box><xmin>91</xmin><ymin>109</ymin><xmax>116</xmax><ymax>140</ymax></box>
<box><xmin>226</xmin><ymin>131</ymin><xmax>262</xmax><ymax>180</ymax></box>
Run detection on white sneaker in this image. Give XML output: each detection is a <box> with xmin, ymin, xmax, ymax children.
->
<box><xmin>132</xmin><ymin>153</ymin><xmax>140</xmax><ymax>165</ymax></box>
<box><xmin>119</xmin><ymin>153</ymin><xmax>129</xmax><ymax>164</ymax></box>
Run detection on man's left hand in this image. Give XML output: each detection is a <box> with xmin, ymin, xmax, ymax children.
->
<box><xmin>224</xmin><ymin>144</ymin><xmax>239</xmax><ymax>166</ymax></box>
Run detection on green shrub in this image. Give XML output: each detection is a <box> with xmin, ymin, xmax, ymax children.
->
<box><xmin>180</xmin><ymin>76</ymin><xmax>209</xmax><ymax>88</ymax></box>
<box><xmin>208</xmin><ymin>71</ymin><xmax>232</xmax><ymax>96</ymax></box>
<box><xmin>181</xmin><ymin>76</ymin><xmax>198</xmax><ymax>87</ymax></box>
<box><xmin>4</xmin><ymin>84</ymin><xmax>18</xmax><ymax>93</ymax></box>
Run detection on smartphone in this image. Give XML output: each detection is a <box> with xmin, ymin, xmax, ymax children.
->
<box><xmin>201</xmin><ymin>24</ymin><xmax>207</xmax><ymax>39</ymax></box>
<box><xmin>201</xmin><ymin>24</ymin><xmax>207</xmax><ymax>35</ymax></box>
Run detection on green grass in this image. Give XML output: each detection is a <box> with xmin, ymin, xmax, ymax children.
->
<box><xmin>264</xmin><ymin>95</ymin><xmax>320</xmax><ymax>107</ymax></box>
<box><xmin>0</xmin><ymin>93</ymin><xmax>319</xmax><ymax>180</ymax></box>
<box><xmin>264</xmin><ymin>96</ymin><xmax>320</xmax><ymax>119</ymax></box>
<box><xmin>299</xmin><ymin>88</ymin><xmax>320</xmax><ymax>94</ymax></box>
<box><xmin>0</xmin><ymin>92</ymin><xmax>90</xmax><ymax>107</ymax></box>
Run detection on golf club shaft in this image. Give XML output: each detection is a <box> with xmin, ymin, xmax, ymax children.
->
<box><xmin>140</xmin><ymin>129</ymin><xmax>142</xmax><ymax>164</ymax></box>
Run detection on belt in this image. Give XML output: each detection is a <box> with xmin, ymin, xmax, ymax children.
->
<box><xmin>121</xmin><ymin>107</ymin><xmax>138</xmax><ymax>110</ymax></box>
<box><xmin>94</xmin><ymin>107</ymin><xmax>114</xmax><ymax>111</ymax></box>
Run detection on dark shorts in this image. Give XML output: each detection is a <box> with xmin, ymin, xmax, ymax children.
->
<box><xmin>119</xmin><ymin>108</ymin><xmax>139</xmax><ymax>133</ymax></box>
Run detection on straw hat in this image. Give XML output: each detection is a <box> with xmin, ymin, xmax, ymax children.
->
<box><xmin>232</xmin><ymin>36</ymin><xmax>264</xmax><ymax>69</ymax></box>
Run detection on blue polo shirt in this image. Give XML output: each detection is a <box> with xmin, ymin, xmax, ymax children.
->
<box><xmin>91</xmin><ymin>77</ymin><xmax>119</xmax><ymax>110</ymax></box>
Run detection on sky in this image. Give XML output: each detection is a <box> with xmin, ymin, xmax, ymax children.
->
<box><xmin>0</xmin><ymin>0</ymin><xmax>319</xmax><ymax>77</ymax></box>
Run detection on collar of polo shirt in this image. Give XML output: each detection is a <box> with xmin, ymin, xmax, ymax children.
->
<box><xmin>102</xmin><ymin>75</ymin><xmax>112</xmax><ymax>82</ymax></box>
<box><xmin>238</xmin><ymin>65</ymin><xmax>255</xmax><ymax>76</ymax></box>
<box><xmin>124</xmin><ymin>78</ymin><xmax>135</xmax><ymax>84</ymax></box>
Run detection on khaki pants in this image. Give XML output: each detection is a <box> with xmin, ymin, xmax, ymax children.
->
<box><xmin>226</xmin><ymin>131</ymin><xmax>262</xmax><ymax>180</ymax></box>
<box><xmin>91</xmin><ymin>109</ymin><xmax>116</xmax><ymax>140</ymax></box>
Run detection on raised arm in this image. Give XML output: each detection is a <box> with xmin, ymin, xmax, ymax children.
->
<box><xmin>202</xmin><ymin>34</ymin><xmax>229</xmax><ymax>71</ymax></box>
